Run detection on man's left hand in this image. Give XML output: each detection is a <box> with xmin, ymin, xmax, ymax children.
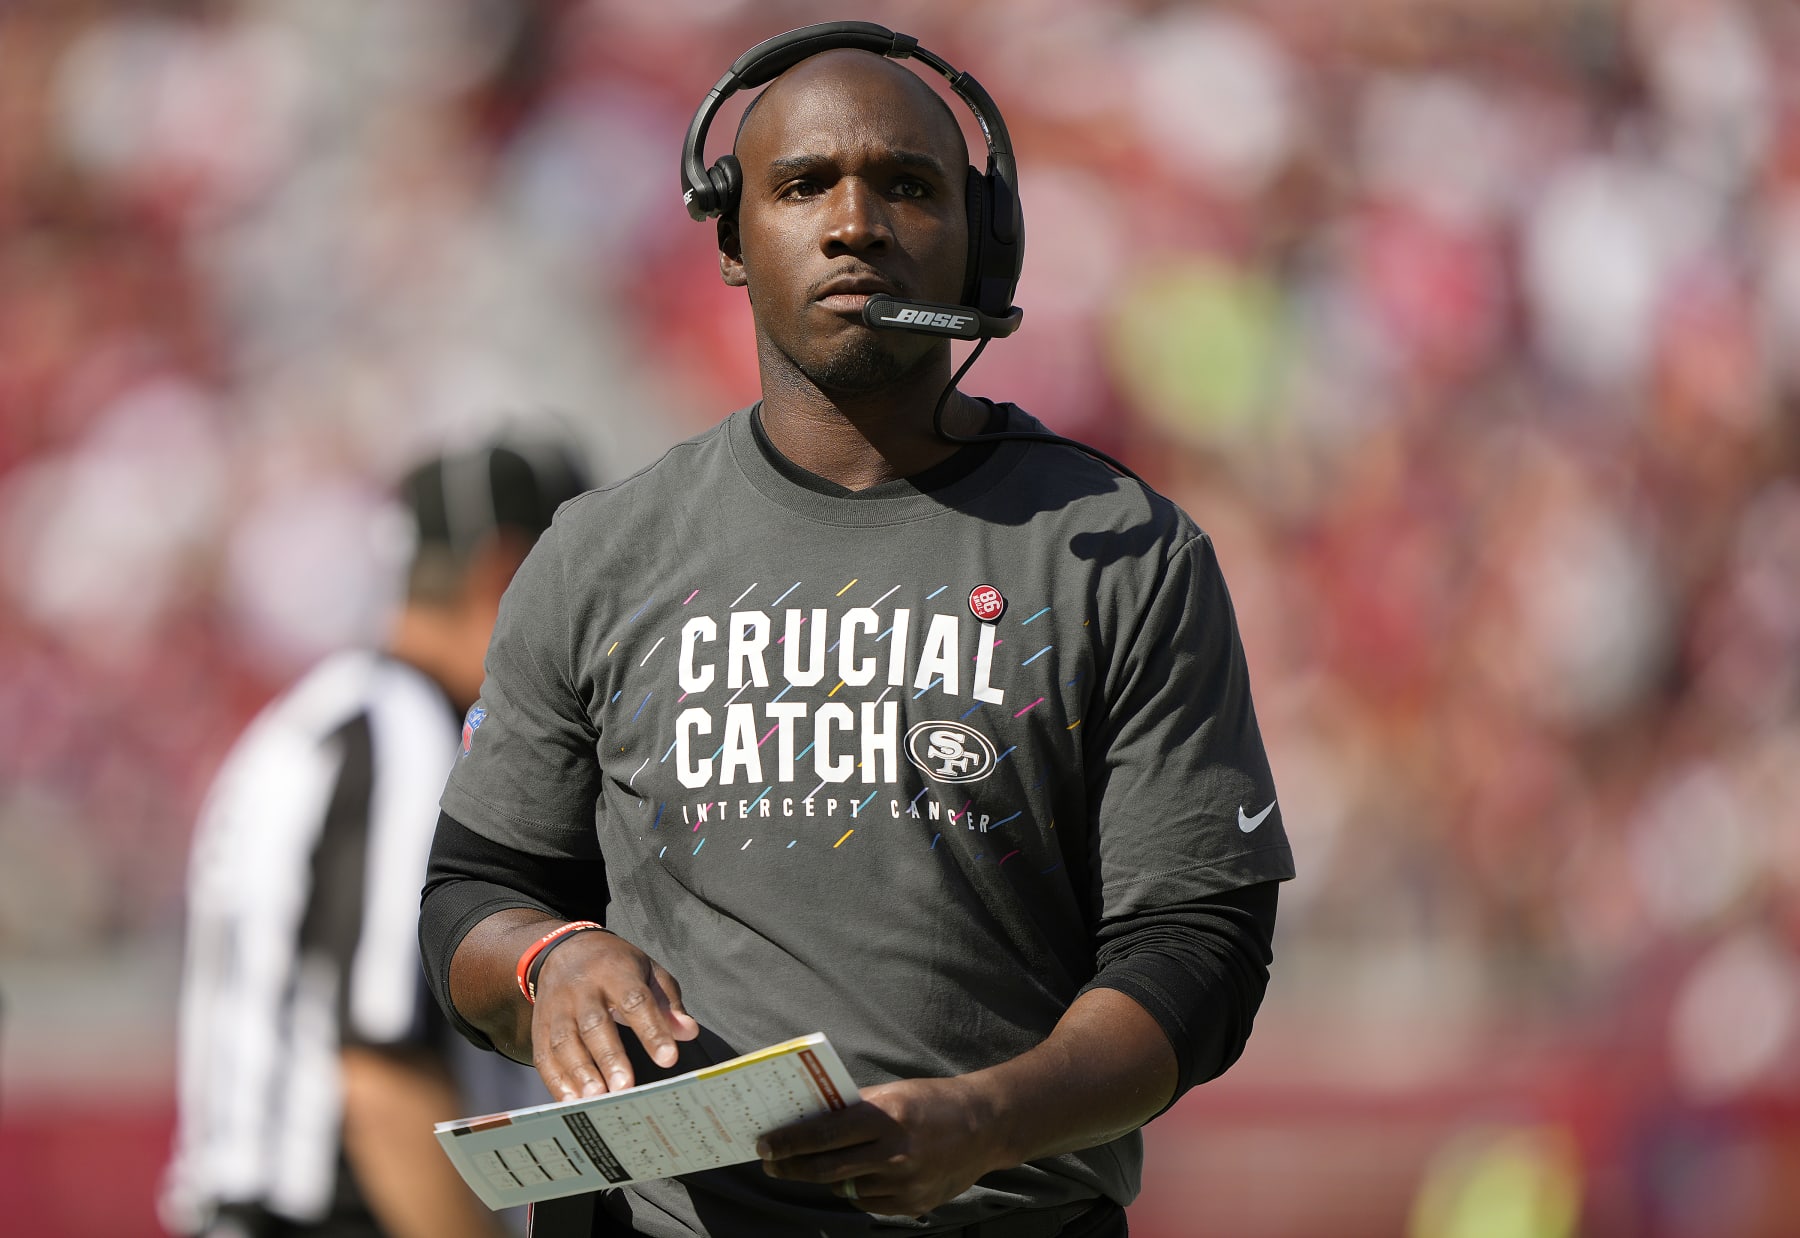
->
<box><xmin>756</xmin><ymin>1076</ymin><xmax>1007</xmax><ymax>1218</ymax></box>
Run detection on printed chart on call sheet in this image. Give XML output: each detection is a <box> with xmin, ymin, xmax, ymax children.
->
<box><xmin>435</xmin><ymin>1033</ymin><xmax>860</xmax><ymax>1209</ymax></box>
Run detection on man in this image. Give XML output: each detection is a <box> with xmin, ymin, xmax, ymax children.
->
<box><xmin>164</xmin><ymin>439</ymin><xmax>591</xmax><ymax>1238</ymax></box>
<box><xmin>420</xmin><ymin>30</ymin><xmax>1293</xmax><ymax>1238</ymax></box>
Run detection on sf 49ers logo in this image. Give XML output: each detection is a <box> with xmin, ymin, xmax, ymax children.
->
<box><xmin>968</xmin><ymin>584</ymin><xmax>1007</xmax><ymax>623</ymax></box>
<box><xmin>904</xmin><ymin>720</ymin><xmax>999</xmax><ymax>784</ymax></box>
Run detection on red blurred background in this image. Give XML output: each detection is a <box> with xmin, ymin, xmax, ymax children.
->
<box><xmin>3</xmin><ymin>1</ymin><xmax>1799</xmax><ymax>1234</ymax></box>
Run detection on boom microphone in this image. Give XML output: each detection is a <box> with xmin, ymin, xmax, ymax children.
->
<box><xmin>863</xmin><ymin>294</ymin><xmax>1023</xmax><ymax>341</ymax></box>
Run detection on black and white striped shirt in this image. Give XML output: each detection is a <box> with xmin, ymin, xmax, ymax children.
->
<box><xmin>164</xmin><ymin>650</ymin><xmax>531</xmax><ymax>1231</ymax></box>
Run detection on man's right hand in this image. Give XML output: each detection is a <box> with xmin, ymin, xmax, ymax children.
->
<box><xmin>446</xmin><ymin>909</ymin><xmax>700</xmax><ymax>1097</ymax></box>
<box><xmin>529</xmin><ymin>928</ymin><xmax>700</xmax><ymax>1098</ymax></box>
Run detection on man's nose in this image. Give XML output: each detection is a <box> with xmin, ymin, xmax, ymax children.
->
<box><xmin>821</xmin><ymin>179</ymin><xmax>891</xmax><ymax>254</ymax></box>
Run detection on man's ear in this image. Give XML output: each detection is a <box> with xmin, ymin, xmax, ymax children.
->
<box><xmin>462</xmin><ymin>531</ymin><xmax>533</xmax><ymax>615</ymax></box>
<box><xmin>718</xmin><ymin>216</ymin><xmax>747</xmax><ymax>288</ymax></box>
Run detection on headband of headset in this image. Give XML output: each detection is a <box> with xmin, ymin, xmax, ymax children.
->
<box><xmin>680</xmin><ymin>21</ymin><xmax>1023</xmax><ymax>327</ymax></box>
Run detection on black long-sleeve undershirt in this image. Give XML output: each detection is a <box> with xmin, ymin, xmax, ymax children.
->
<box><xmin>419</xmin><ymin>811</ymin><xmax>1277</xmax><ymax>1101</ymax></box>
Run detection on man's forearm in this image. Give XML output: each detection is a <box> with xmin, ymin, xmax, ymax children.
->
<box><xmin>420</xmin><ymin>811</ymin><xmax>616</xmax><ymax>1055</ymax></box>
<box><xmin>969</xmin><ymin>883</ymin><xmax>1280</xmax><ymax>1167</ymax></box>
<box><xmin>339</xmin><ymin>1045</ymin><xmax>510</xmax><ymax>1238</ymax></box>
<box><xmin>963</xmin><ymin>987</ymin><xmax>1178</xmax><ymax>1168</ymax></box>
<box><xmin>755</xmin><ymin>985</ymin><xmax>1179</xmax><ymax>1216</ymax></box>
<box><xmin>447</xmin><ymin>907</ymin><xmax>567</xmax><ymax>1062</ymax></box>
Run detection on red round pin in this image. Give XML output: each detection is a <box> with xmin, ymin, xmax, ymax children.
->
<box><xmin>969</xmin><ymin>584</ymin><xmax>1007</xmax><ymax>623</ymax></box>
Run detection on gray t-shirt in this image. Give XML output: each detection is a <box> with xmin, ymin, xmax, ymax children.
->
<box><xmin>443</xmin><ymin>405</ymin><xmax>1294</xmax><ymax>1235</ymax></box>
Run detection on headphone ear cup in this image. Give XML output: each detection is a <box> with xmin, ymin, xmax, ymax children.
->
<box><xmin>981</xmin><ymin>168</ymin><xmax>1022</xmax><ymax>313</ymax></box>
<box><xmin>961</xmin><ymin>166</ymin><xmax>987</xmax><ymax>309</ymax></box>
<box><xmin>964</xmin><ymin>167</ymin><xmax>1023</xmax><ymax>318</ymax></box>
<box><xmin>708</xmin><ymin>155</ymin><xmax>743</xmax><ymax>219</ymax></box>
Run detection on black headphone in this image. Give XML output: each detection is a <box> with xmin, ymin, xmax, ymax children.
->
<box><xmin>680</xmin><ymin>21</ymin><xmax>1024</xmax><ymax>340</ymax></box>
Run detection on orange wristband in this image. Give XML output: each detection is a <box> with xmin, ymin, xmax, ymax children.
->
<box><xmin>515</xmin><ymin>920</ymin><xmax>605</xmax><ymax>1004</ymax></box>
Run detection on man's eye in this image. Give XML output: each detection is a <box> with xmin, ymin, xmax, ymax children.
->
<box><xmin>781</xmin><ymin>181</ymin><xmax>823</xmax><ymax>200</ymax></box>
<box><xmin>893</xmin><ymin>180</ymin><xmax>930</xmax><ymax>199</ymax></box>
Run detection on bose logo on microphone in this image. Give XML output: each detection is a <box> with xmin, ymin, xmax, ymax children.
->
<box><xmin>883</xmin><ymin>307</ymin><xmax>975</xmax><ymax>330</ymax></box>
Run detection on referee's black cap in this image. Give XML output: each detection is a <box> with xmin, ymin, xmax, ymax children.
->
<box><xmin>399</xmin><ymin>438</ymin><xmax>592</xmax><ymax>561</ymax></box>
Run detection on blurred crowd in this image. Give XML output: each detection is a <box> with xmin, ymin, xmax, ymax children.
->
<box><xmin>3</xmin><ymin>0</ymin><xmax>1798</xmax><ymax>1157</ymax></box>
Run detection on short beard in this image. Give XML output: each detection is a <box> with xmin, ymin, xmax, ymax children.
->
<box><xmin>791</xmin><ymin>335</ymin><xmax>929</xmax><ymax>395</ymax></box>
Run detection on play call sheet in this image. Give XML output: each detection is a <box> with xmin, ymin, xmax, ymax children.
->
<box><xmin>435</xmin><ymin>1033</ymin><xmax>860</xmax><ymax>1209</ymax></box>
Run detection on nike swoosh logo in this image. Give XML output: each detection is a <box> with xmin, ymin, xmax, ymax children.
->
<box><xmin>1238</xmin><ymin>801</ymin><xmax>1276</xmax><ymax>833</ymax></box>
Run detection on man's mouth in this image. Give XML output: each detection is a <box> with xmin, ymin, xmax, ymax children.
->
<box><xmin>813</xmin><ymin>273</ymin><xmax>900</xmax><ymax>315</ymax></box>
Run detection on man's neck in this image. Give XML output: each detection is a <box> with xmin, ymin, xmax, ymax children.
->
<box><xmin>385</xmin><ymin>605</ymin><xmax>482</xmax><ymax>716</ymax></box>
<box><xmin>755</xmin><ymin>354</ymin><xmax>991</xmax><ymax>492</ymax></box>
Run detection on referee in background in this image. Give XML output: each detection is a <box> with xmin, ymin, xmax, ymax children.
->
<box><xmin>163</xmin><ymin>437</ymin><xmax>591</xmax><ymax>1238</ymax></box>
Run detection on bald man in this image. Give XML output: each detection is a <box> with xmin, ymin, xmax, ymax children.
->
<box><xmin>421</xmin><ymin>35</ymin><xmax>1291</xmax><ymax>1238</ymax></box>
